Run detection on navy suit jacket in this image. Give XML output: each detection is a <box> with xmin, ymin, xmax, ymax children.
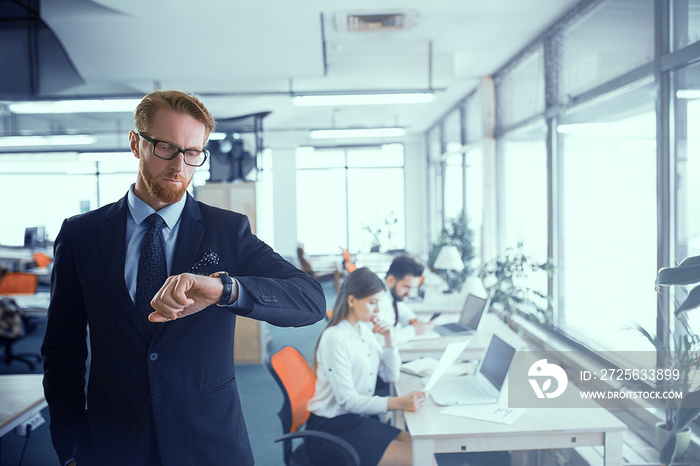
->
<box><xmin>41</xmin><ymin>193</ymin><xmax>325</xmax><ymax>465</ymax></box>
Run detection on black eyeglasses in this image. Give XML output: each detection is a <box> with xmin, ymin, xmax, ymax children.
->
<box><xmin>137</xmin><ymin>132</ymin><xmax>209</xmax><ymax>167</ymax></box>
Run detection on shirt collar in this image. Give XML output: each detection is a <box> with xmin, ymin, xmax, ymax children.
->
<box><xmin>127</xmin><ymin>184</ymin><xmax>187</xmax><ymax>229</ymax></box>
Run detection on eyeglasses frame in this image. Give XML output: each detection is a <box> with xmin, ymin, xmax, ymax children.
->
<box><xmin>137</xmin><ymin>131</ymin><xmax>209</xmax><ymax>167</ymax></box>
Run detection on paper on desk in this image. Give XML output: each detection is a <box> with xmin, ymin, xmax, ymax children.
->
<box><xmin>401</xmin><ymin>357</ymin><xmax>473</xmax><ymax>377</ymax></box>
<box><xmin>422</xmin><ymin>339</ymin><xmax>471</xmax><ymax>392</ymax></box>
<box><xmin>440</xmin><ymin>404</ymin><xmax>527</xmax><ymax>425</ymax></box>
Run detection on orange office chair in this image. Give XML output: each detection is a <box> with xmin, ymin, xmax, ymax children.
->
<box><xmin>0</xmin><ymin>271</ymin><xmax>38</xmax><ymax>295</ymax></box>
<box><xmin>32</xmin><ymin>252</ymin><xmax>52</xmax><ymax>268</ymax></box>
<box><xmin>266</xmin><ymin>346</ymin><xmax>360</xmax><ymax>466</ymax></box>
<box><xmin>340</xmin><ymin>247</ymin><xmax>357</xmax><ymax>273</ymax></box>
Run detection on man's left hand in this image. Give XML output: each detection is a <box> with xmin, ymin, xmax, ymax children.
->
<box><xmin>148</xmin><ymin>273</ymin><xmax>238</xmax><ymax>322</ymax></box>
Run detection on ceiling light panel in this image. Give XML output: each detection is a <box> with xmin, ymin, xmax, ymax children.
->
<box><xmin>309</xmin><ymin>128</ymin><xmax>406</xmax><ymax>139</ymax></box>
<box><xmin>293</xmin><ymin>93</ymin><xmax>433</xmax><ymax>106</ymax></box>
<box><xmin>8</xmin><ymin>99</ymin><xmax>141</xmax><ymax>114</ymax></box>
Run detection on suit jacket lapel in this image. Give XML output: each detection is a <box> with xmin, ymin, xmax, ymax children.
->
<box><xmin>100</xmin><ymin>194</ymin><xmax>150</xmax><ymax>340</ymax></box>
<box><xmin>171</xmin><ymin>194</ymin><xmax>204</xmax><ymax>275</ymax></box>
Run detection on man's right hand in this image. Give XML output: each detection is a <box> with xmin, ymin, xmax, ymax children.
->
<box><xmin>409</xmin><ymin>318</ymin><xmax>428</xmax><ymax>335</ymax></box>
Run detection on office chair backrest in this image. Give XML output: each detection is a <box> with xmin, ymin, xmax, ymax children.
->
<box><xmin>269</xmin><ymin>346</ymin><xmax>316</xmax><ymax>434</ymax></box>
<box><xmin>0</xmin><ymin>272</ymin><xmax>38</xmax><ymax>295</ymax></box>
<box><xmin>32</xmin><ymin>252</ymin><xmax>52</xmax><ymax>268</ymax></box>
<box><xmin>340</xmin><ymin>247</ymin><xmax>357</xmax><ymax>273</ymax></box>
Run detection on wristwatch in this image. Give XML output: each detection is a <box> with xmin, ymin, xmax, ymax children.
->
<box><xmin>209</xmin><ymin>271</ymin><xmax>233</xmax><ymax>306</ymax></box>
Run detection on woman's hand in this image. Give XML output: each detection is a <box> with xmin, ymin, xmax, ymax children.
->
<box><xmin>371</xmin><ymin>317</ymin><xmax>393</xmax><ymax>348</ymax></box>
<box><xmin>388</xmin><ymin>391</ymin><xmax>426</xmax><ymax>412</ymax></box>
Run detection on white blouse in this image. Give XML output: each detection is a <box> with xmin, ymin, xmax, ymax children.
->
<box><xmin>307</xmin><ymin>319</ymin><xmax>401</xmax><ymax>418</ymax></box>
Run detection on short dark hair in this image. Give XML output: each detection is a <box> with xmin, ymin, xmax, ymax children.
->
<box><xmin>386</xmin><ymin>255</ymin><xmax>424</xmax><ymax>281</ymax></box>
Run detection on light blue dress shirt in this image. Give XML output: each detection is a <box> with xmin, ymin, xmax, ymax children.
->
<box><xmin>125</xmin><ymin>184</ymin><xmax>186</xmax><ymax>302</ymax></box>
<box><xmin>124</xmin><ymin>185</ymin><xmax>247</xmax><ymax>307</ymax></box>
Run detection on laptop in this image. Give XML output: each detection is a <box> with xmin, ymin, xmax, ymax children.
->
<box><xmin>429</xmin><ymin>334</ymin><xmax>516</xmax><ymax>406</ymax></box>
<box><xmin>433</xmin><ymin>293</ymin><xmax>489</xmax><ymax>336</ymax></box>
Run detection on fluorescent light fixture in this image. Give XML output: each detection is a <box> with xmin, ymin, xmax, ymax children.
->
<box><xmin>8</xmin><ymin>99</ymin><xmax>141</xmax><ymax>114</ymax></box>
<box><xmin>79</xmin><ymin>152</ymin><xmax>133</xmax><ymax>162</ymax></box>
<box><xmin>293</xmin><ymin>93</ymin><xmax>433</xmax><ymax>106</ymax></box>
<box><xmin>209</xmin><ymin>132</ymin><xmax>227</xmax><ymax>141</ymax></box>
<box><xmin>309</xmin><ymin>128</ymin><xmax>406</xmax><ymax>139</ymax></box>
<box><xmin>0</xmin><ymin>134</ymin><xmax>97</xmax><ymax>147</ymax></box>
<box><xmin>676</xmin><ymin>89</ymin><xmax>700</xmax><ymax>99</ymax></box>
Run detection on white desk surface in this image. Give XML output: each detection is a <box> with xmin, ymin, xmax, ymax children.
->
<box><xmin>398</xmin><ymin>313</ymin><xmax>520</xmax><ymax>362</ymax></box>
<box><xmin>405</xmin><ymin>291</ymin><xmax>469</xmax><ymax>315</ymax></box>
<box><xmin>394</xmin><ymin>314</ymin><xmax>627</xmax><ymax>466</ymax></box>
<box><xmin>0</xmin><ymin>374</ymin><xmax>47</xmax><ymax>438</ymax></box>
<box><xmin>2</xmin><ymin>291</ymin><xmax>50</xmax><ymax>313</ymax></box>
<box><xmin>396</xmin><ymin>373</ymin><xmax>626</xmax><ymax>466</ymax></box>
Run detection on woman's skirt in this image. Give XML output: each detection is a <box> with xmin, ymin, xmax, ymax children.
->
<box><xmin>305</xmin><ymin>412</ymin><xmax>401</xmax><ymax>466</ymax></box>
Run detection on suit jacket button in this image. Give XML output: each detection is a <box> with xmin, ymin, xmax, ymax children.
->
<box><xmin>149</xmin><ymin>353</ymin><xmax>159</xmax><ymax>361</ymax></box>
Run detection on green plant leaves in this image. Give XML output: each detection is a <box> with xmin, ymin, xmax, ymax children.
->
<box><xmin>675</xmin><ymin>285</ymin><xmax>700</xmax><ymax>315</ymax></box>
<box><xmin>656</xmin><ymin>262</ymin><xmax>700</xmax><ymax>288</ymax></box>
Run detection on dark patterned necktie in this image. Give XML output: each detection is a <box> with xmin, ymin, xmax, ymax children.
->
<box><xmin>393</xmin><ymin>299</ymin><xmax>399</xmax><ymax>327</ymax></box>
<box><xmin>135</xmin><ymin>213</ymin><xmax>167</xmax><ymax>336</ymax></box>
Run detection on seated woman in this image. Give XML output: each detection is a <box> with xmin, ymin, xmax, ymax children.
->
<box><xmin>307</xmin><ymin>267</ymin><xmax>426</xmax><ymax>466</ymax></box>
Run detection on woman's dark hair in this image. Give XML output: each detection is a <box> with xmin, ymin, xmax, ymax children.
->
<box><xmin>313</xmin><ymin>267</ymin><xmax>385</xmax><ymax>372</ymax></box>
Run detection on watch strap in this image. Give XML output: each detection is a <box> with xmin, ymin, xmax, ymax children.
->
<box><xmin>210</xmin><ymin>271</ymin><xmax>233</xmax><ymax>306</ymax></box>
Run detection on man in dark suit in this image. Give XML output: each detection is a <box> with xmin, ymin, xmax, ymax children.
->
<box><xmin>41</xmin><ymin>90</ymin><xmax>325</xmax><ymax>466</ymax></box>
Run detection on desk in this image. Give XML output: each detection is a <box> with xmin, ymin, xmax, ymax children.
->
<box><xmin>396</xmin><ymin>371</ymin><xmax>626</xmax><ymax>465</ymax></box>
<box><xmin>2</xmin><ymin>292</ymin><xmax>50</xmax><ymax>315</ymax></box>
<box><xmin>0</xmin><ymin>374</ymin><xmax>47</xmax><ymax>438</ymax></box>
<box><xmin>405</xmin><ymin>291</ymin><xmax>468</xmax><ymax>316</ymax></box>
<box><xmin>398</xmin><ymin>313</ymin><xmax>519</xmax><ymax>361</ymax></box>
<box><xmin>394</xmin><ymin>314</ymin><xmax>627</xmax><ymax>466</ymax></box>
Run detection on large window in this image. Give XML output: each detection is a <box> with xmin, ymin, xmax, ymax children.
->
<box><xmin>559</xmin><ymin>0</ymin><xmax>654</xmax><ymax>99</ymax></box>
<box><xmin>296</xmin><ymin>145</ymin><xmax>405</xmax><ymax>255</ymax></box>
<box><xmin>556</xmin><ymin>80</ymin><xmax>657</xmax><ymax>351</ymax></box>
<box><xmin>673</xmin><ymin>0</ymin><xmax>700</xmax><ymax>51</ymax></box>
<box><xmin>500</xmin><ymin>122</ymin><xmax>548</xmax><ymax>263</ymax></box>
<box><xmin>673</xmin><ymin>61</ymin><xmax>700</xmax><ymax>333</ymax></box>
<box><xmin>0</xmin><ymin>152</ymin><xmax>210</xmax><ymax>246</ymax></box>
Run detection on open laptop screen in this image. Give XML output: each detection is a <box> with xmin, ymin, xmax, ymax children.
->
<box><xmin>479</xmin><ymin>335</ymin><xmax>516</xmax><ymax>391</ymax></box>
<box><xmin>459</xmin><ymin>294</ymin><xmax>488</xmax><ymax>328</ymax></box>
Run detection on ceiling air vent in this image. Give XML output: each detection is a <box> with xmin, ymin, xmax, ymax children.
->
<box><xmin>334</xmin><ymin>11</ymin><xmax>416</xmax><ymax>32</ymax></box>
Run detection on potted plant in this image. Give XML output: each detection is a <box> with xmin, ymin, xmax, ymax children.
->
<box><xmin>651</xmin><ymin>255</ymin><xmax>700</xmax><ymax>464</ymax></box>
<box><xmin>427</xmin><ymin>210</ymin><xmax>475</xmax><ymax>289</ymax></box>
<box><xmin>634</xmin><ymin>321</ymin><xmax>699</xmax><ymax>462</ymax></box>
<box><xmin>362</xmin><ymin>212</ymin><xmax>398</xmax><ymax>253</ymax></box>
<box><xmin>480</xmin><ymin>242</ymin><xmax>553</xmax><ymax>326</ymax></box>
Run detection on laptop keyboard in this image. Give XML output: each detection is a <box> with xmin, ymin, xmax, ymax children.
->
<box><xmin>442</xmin><ymin>323</ymin><xmax>466</xmax><ymax>332</ymax></box>
<box><xmin>437</xmin><ymin>375</ymin><xmax>493</xmax><ymax>401</ymax></box>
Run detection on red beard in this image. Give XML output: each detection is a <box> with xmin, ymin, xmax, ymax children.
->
<box><xmin>140</xmin><ymin>159</ymin><xmax>192</xmax><ymax>204</ymax></box>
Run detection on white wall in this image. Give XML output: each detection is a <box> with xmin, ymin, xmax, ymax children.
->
<box><xmin>270</xmin><ymin>148</ymin><xmax>298</xmax><ymax>260</ymax></box>
<box><xmin>403</xmin><ymin>134</ymin><xmax>428</xmax><ymax>260</ymax></box>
